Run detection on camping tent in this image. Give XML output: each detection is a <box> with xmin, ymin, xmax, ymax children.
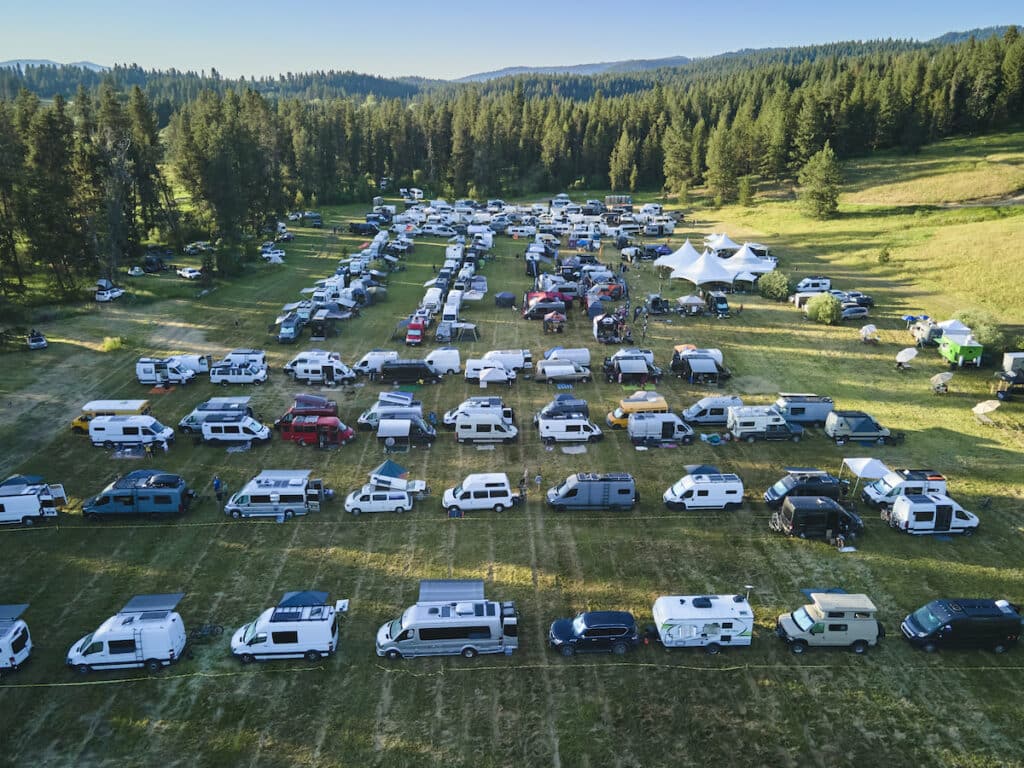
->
<box><xmin>838</xmin><ymin>457</ymin><xmax>890</xmax><ymax>494</ymax></box>
<box><xmin>495</xmin><ymin>291</ymin><xmax>516</xmax><ymax>308</ymax></box>
<box><xmin>670</xmin><ymin>250</ymin><xmax>735</xmax><ymax>286</ymax></box>
<box><xmin>654</xmin><ymin>238</ymin><xmax>701</xmax><ymax>271</ymax></box>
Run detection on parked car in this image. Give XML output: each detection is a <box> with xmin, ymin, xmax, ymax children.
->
<box><xmin>840</xmin><ymin>304</ymin><xmax>869</xmax><ymax>321</ymax></box>
<box><xmin>548</xmin><ymin>611</ymin><xmax>641</xmax><ymax>657</ymax></box>
<box><xmin>177</xmin><ymin>267</ymin><xmax>202</xmax><ymax>280</ymax></box>
<box><xmin>127</xmin><ymin>266</ymin><xmax>145</xmax><ymax>277</ymax></box>
<box><xmin>95</xmin><ymin>286</ymin><xmax>125</xmax><ymax>302</ymax></box>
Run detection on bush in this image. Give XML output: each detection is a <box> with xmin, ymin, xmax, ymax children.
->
<box><xmin>101</xmin><ymin>336</ymin><xmax>125</xmax><ymax>352</ymax></box>
<box><xmin>953</xmin><ymin>308</ymin><xmax>1006</xmax><ymax>350</ymax></box>
<box><xmin>758</xmin><ymin>270</ymin><xmax>792</xmax><ymax>302</ymax></box>
<box><xmin>805</xmin><ymin>293</ymin><xmax>843</xmax><ymax>325</ymax></box>
<box><xmin>877</xmin><ymin>247</ymin><xmax>891</xmax><ymax>264</ymax></box>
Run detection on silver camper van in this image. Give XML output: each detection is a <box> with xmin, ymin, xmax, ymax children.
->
<box><xmin>546</xmin><ymin>473</ymin><xmax>638</xmax><ymax>511</ymax></box>
<box><xmin>376</xmin><ymin>580</ymin><xmax>519</xmax><ymax>660</ymax></box>
<box><xmin>681</xmin><ymin>396</ymin><xmax>743</xmax><ymax>425</ymax></box>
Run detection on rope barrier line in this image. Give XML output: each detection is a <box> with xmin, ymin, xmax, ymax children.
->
<box><xmin>1</xmin><ymin>665</ymin><xmax>325</xmax><ymax>689</ymax></box>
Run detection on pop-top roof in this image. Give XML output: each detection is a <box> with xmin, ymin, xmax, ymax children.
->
<box><xmin>279</xmin><ymin>590</ymin><xmax>329</xmax><ymax>608</ymax></box>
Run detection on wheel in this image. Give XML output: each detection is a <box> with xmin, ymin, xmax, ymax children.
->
<box><xmin>77</xmin><ymin>664</ymin><xmax>91</xmax><ymax>675</ymax></box>
<box><xmin>394</xmin><ymin>507</ymin><xmax>406</xmax><ymax>514</ymax></box>
<box><xmin>922</xmin><ymin>642</ymin><xmax>937</xmax><ymax>654</ymax></box>
<box><xmin>851</xmin><ymin>640</ymin><xmax>868</xmax><ymax>655</ymax></box>
<box><xmin>560</xmin><ymin>645</ymin><xmax>575</xmax><ymax>657</ymax></box>
<box><xmin>493</xmin><ymin>504</ymin><xmax>505</xmax><ymax>513</ymax></box>
<box><xmin>447</xmin><ymin>506</ymin><xmax>461</xmax><ymax>516</ymax></box>
<box><xmin>212</xmin><ymin>625</ymin><xmax>224</xmax><ymax>636</ymax></box>
<box><xmin>963</xmin><ymin>528</ymin><xmax>975</xmax><ymax>537</ymax></box>
<box><xmin>385</xmin><ymin>649</ymin><xmax>401</xmax><ymax>660</ymax></box>
<box><xmin>746</xmin><ymin>436</ymin><xmax>755</xmax><ymax>444</ymax></box>
<box><xmin>253</xmin><ymin>379</ymin><xmax>263</xmax><ymax>386</ymax></box>
<box><xmin>790</xmin><ymin>641</ymin><xmax>807</xmax><ymax>655</ymax></box>
<box><xmin>304</xmin><ymin>650</ymin><xmax>320</xmax><ymax>661</ymax></box>
<box><xmin>544</xmin><ymin>438</ymin><xmax>555</xmax><ymax>447</ymax></box>
<box><xmin>791</xmin><ymin>434</ymin><xmax>801</xmax><ymax>443</ymax></box>
<box><xmin>554</xmin><ymin>505</ymin><xmax>566</xmax><ymax>513</ymax></box>
<box><xmin>611</xmin><ymin>642</ymin><xmax>627</xmax><ymax>656</ymax></box>
<box><xmin>231</xmin><ymin>510</ymin><xmax>241</xmax><ymax>519</ymax></box>
<box><xmin>283</xmin><ymin>510</ymin><xmax>294</xmax><ymax>519</ymax></box>
<box><xmin>241</xmin><ymin>653</ymin><xmax>255</xmax><ymax>664</ymax></box>
<box><xmin>877</xmin><ymin>437</ymin><xmax>885</xmax><ymax>445</ymax></box>
<box><xmin>461</xmin><ymin>647</ymin><xmax>478</xmax><ymax>659</ymax></box>
<box><xmin>993</xmin><ymin>644</ymin><xmax>1007</xmax><ymax>654</ymax></box>
<box><xmin>588</xmin><ymin>435</ymin><xmax>600</xmax><ymax>443</ymax></box>
<box><xmin>145</xmin><ymin>658</ymin><xmax>161</xmax><ymax>672</ymax></box>
<box><xmin>220</xmin><ymin>381</ymin><xmax>228</xmax><ymax>387</ymax></box>
<box><xmin>705</xmin><ymin>643</ymin><xmax>721</xmax><ymax>656</ymax></box>
<box><xmin>298</xmin><ymin>439</ymin><xmax>307</xmax><ymax>447</ymax></box>
<box><xmin>103</xmin><ymin>441</ymin><xmax>114</xmax><ymax>449</ymax></box>
<box><xmin>682</xmin><ymin>436</ymin><xmax>694</xmax><ymax>445</ymax></box>
<box><xmin>21</xmin><ymin>517</ymin><xmax>34</xmax><ymax>527</ymax></box>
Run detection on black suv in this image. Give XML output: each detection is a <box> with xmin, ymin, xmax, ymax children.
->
<box><xmin>764</xmin><ymin>468</ymin><xmax>849</xmax><ymax>509</ymax></box>
<box><xmin>548</xmin><ymin>611</ymin><xmax>640</xmax><ymax>657</ymax></box>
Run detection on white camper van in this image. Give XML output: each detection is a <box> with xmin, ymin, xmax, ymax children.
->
<box><xmin>231</xmin><ymin>591</ymin><xmax>349</xmax><ymax>663</ymax></box>
<box><xmin>66</xmin><ymin>593</ymin><xmax>187</xmax><ymax>674</ymax></box>
<box><xmin>0</xmin><ymin>604</ymin><xmax>32</xmax><ymax>672</ymax></box>
<box><xmin>681</xmin><ymin>396</ymin><xmax>744</xmax><ymax>425</ymax></box>
<box><xmin>219</xmin><ymin>349</ymin><xmax>268</xmax><ymax>372</ymax></box>
<box><xmin>884</xmin><ymin>493</ymin><xmax>979</xmax><ymax>535</ymax></box>
<box><xmin>442</xmin><ymin>473</ymin><xmax>520</xmax><ymax>514</ymax></box>
<box><xmin>454</xmin><ymin>412</ymin><xmax>519</xmax><ymax>444</ymax></box>
<box><xmin>136</xmin><ymin>357</ymin><xmax>196</xmax><ymax>385</ymax></box>
<box><xmin>861</xmin><ymin>469</ymin><xmax>947</xmax><ymax>508</ymax></box>
<box><xmin>178</xmin><ymin>396</ymin><xmax>252</xmax><ymax>433</ymax></box>
<box><xmin>443</xmin><ymin>397</ymin><xmax>514</xmax><ymax>428</ymax></box>
<box><xmin>483</xmin><ymin>349</ymin><xmax>533</xmax><ymax>371</ymax></box>
<box><xmin>89</xmin><ymin>415</ymin><xmax>175</xmax><ymax>448</ymax></box>
<box><xmin>425</xmin><ymin>347</ymin><xmax>461</xmax><ymax>375</ymax></box>
<box><xmin>663</xmin><ymin>473</ymin><xmax>745</xmax><ymax>511</ymax></box>
<box><xmin>353</xmin><ymin>349</ymin><xmax>400</xmax><ymax>376</ymax></box>
<box><xmin>376</xmin><ymin>580</ymin><xmax>519</xmax><ymax>660</ymax></box>
<box><xmin>652</xmin><ymin>594</ymin><xmax>754</xmax><ymax>654</ymax></box>
<box><xmin>0</xmin><ymin>477</ymin><xmax>67</xmax><ymax>526</ymax></box>
<box><xmin>224</xmin><ymin>470</ymin><xmax>329</xmax><ymax>520</ymax></box>
<box><xmin>537</xmin><ymin>415</ymin><xmax>603</xmax><ymax>445</ymax></box>
<box><xmin>200</xmin><ymin>413</ymin><xmax>271</xmax><ymax>444</ymax></box>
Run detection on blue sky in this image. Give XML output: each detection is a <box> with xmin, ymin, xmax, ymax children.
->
<box><xmin>5</xmin><ymin>0</ymin><xmax>1019</xmax><ymax>80</ymax></box>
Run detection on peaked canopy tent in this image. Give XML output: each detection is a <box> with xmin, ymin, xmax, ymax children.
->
<box><xmin>670</xmin><ymin>250</ymin><xmax>735</xmax><ymax>286</ymax></box>
<box><xmin>705</xmin><ymin>233</ymin><xmax>741</xmax><ymax>254</ymax></box>
<box><xmin>654</xmin><ymin>238</ymin><xmax>701</xmax><ymax>270</ymax></box>
<box><xmin>722</xmin><ymin>244</ymin><xmax>776</xmax><ymax>276</ymax></box>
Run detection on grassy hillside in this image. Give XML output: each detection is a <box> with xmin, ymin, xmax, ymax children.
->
<box><xmin>1</xmin><ymin>139</ymin><xmax>1023</xmax><ymax>768</ymax></box>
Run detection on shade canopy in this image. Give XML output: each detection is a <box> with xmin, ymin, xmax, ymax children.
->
<box><xmin>973</xmin><ymin>400</ymin><xmax>1001</xmax><ymax>415</ymax></box>
<box><xmin>841</xmin><ymin>457</ymin><xmax>890</xmax><ymax>479</ymax></box>
<box><xmin>670</xmin><ymin>250</ymin><xmax>735</xmax><ymax>285</ymax></box>
<box><xmin>722</xmin><ymin>243</ymin><xmax>776</xmax><ymax>275</ymax></box>
<box><xmin>654</xmin><ymin>238</ymin><xmax>701</xmax><ymax>270</ymax></box>
<box><xmin>896</xmin><ymin>348</ymin><xmax>919</xmax><ymax>364</ymax></box>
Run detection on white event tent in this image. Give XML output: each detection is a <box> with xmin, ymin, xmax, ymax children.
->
<box><xmin>670</xmin><ymin>249</ymin><xmax>735</xmax><ymax>286</ymax></box>
<box><xmin>705</xmin><ymin>232</ymin><xmax>741</xmax><ymax>254</ymax></box>
<box><xmin>654</xmin><ymin>238</ymin><xmax>701</xmax><ymax>271</ymax></box>
<box><xmin>721</xmin><ymin>243</ymin><xmax>776</xmax><ymax>278</ymax></box>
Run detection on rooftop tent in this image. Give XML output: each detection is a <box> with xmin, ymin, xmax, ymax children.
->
<box><xmin>278</xmin><ymin>590</ymin><xmax>329</xmax><ymax>608</ymax></box>
<box><xmin>670</xmin><ymin>250</ymin><xmax>735</xmax><ymax>286</ymax></box>
<box><xmin>495</xmin><ymin>291</ymin><xmax>516</xmax><ymax>308</ymax></box>
<box><xmin>654</xmin><ymin>238</ymin><xmax>701</xmax><ymax>270</ymax></box>
<box><xmin>120</xmin><ymin>593</ymin><xmax>185</xmax><ymax>615</ymax></box>
<box><xmin>370</xmin><ymin>459</ymin><xmax>409</xmax><ymax>479</ymax></box>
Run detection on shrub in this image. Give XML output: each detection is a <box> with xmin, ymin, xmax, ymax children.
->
<box><xmin>805</xmin><ymin>293</ymin><xmax>843</xmax><ymax>325</ymax></box>
<box><xmin>101</xmin><ymin>336</ymin><xmax>124</xmax><ymax>352</ymax></box>
<box><xmin>758</xmin><ymin>270</ymin><xmax>792</xmax><ymax>302</ymax></box>
<box><xmin>877</xmin><ymin>247</ymin><xmax>891</xmax><ymax>264</ymax></box>
<box><xmin>953</xmin><ymin>308</ymin><xmax>1006</xmax><ymax>350</ymax></box>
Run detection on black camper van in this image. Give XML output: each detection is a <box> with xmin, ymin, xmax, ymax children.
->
<box><xmin>902</xmin><ymin>599</ymin><xmax>1022</xmax><ymax>653</ymax></box>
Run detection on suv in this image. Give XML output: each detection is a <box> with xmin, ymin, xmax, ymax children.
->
<box><xmin>548</xmin><ymin>611</ymin><xmax>640</xmax><ymax>657</ymax></box>
<box><xmin>763</xmin><ymin>469</ymin><xmax>849</xmax><ymax>509</ymax></box>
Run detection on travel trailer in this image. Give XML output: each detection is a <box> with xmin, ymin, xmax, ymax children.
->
<box><xmin>66</xmin><ymin>593</ymin><xmax>188</xmax><ymax>673</ymax></box>
<box><xmin>651</xmin><ymin>594</ymin><xmax>754</xmax><ymax>654</ymax></box>
<box><xmin>0</xmin><ymin>477</ymin><xmax>66</xmax><ymax>526</ymax></box>
<box><xmin>376</xmin><ymin>580</ymin><xmax>519</xmax><ymax>659</ymax></box>
<box><xmin>231</xmin><ymin>591</ymin><xmax>349</xmax><ymax>663</ymax></box>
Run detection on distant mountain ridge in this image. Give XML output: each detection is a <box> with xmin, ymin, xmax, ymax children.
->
<box><xmin>455</xmin><ymin>25</ymin><xmax>1017</xmax><ymax>82</ymax></box>
<box><xmin>0</xmin><ymin>59</ymin><xmax>108</xmax><ymax>72</ymax></box>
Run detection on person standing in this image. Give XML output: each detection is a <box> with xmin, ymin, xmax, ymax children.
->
<box><xmin>213</xmin><ymin>475</ymin><xmax>224</xmax><ymax>504</ymax></box>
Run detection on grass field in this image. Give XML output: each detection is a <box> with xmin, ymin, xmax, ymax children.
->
<box><xmin>2</xmin><ymin>149</ymin><xmax>1024</xmax><ymax>768</ymax></box>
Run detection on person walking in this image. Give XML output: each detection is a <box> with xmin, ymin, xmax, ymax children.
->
<box><xmin>213</xmin><ymin>475</ymin><xmax>224</xmax><ymax>504</ymax></box>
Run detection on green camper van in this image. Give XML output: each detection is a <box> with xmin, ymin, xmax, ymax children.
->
<box><xmin>938</xmin><ymin>334</ymin><xmax>982</xmax><ymax>367</ymax></box>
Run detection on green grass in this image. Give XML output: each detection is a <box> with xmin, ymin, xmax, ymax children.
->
<box><xmin>1</xmin><ymin>164</ymin><xmax>1024</xmax><ymax>767</ymax></box>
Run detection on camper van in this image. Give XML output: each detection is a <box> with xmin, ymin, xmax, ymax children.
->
<box><xmin>824</xmin><ymin>411</ymin><xmax>896</xmax><ymax>445</ymax></box>
<box><xmin>902</xmin><ymin>598</ymin><xmax>1022</xmax><ymax>654</ymax></box>
<box><xmin>66</xmin><ymin>593</ymin><xmax>188</xmax><ymax>673</ymax></box>
<box><xmin>353</xmin><ymin>350</ymin><xmax>400</xmax><ymax>377</ymax></box>
<box><xmin>425</xmin><ymin>347</ymin><xmax>461</xmax><ymax>375</ymax></box>
<box><xmin>89</xmin><ymin>415</ymin><xmax>174</xmax><ymax>448</ymax></box>
<box><xmin>537</xmin><ymin>414</ymin><xmax>603</xmax><ymax>444</ymax></box>
<box><xmin>345</xmin><ymin>486</ymin><xmax>414</xmax><ymax>515</ymax></box>
<box><xmin>279</xmin><ymin>416</ymin><xmax>355</xmax><ymax>448</ymax></box>
<box><xmin>218</xmin><ymin>349</ymin><xmax>268</xmax><ymax>372</ymax></box>
<box><xmin>443</xmin><ymin>397</ymin><xmax>513</xmax><ymax>428</ymax></box>
<box><xmin>545</xmin><ymin>347</ymin><xmax>591</xmax><ymax>367</ymax></box>
<box><xmin>284</xmin><ymin>349</ymin><xmax>341</xmax><ymax>376</ymax></box>
<box><xmin>376</xmin><ymin>580</ymin><xmax>519</xmax><ymax>660</ymax></box>
<box><xmin>769</xmin><ymin>497</ymin><xmax>863</xmax><ymax>541</ymax></box>
<box><xmin>884</xmin><ymin>493</ymin><xmax>979</xmax><ymax>535</ymax></box>
<box><xmin>795</xmin><ymin>276</ymin><xmax>831</xmax><ymax>293</ymax></box>
<box><xmin>72</xmin><ymin>400</ymin><xmax>152</xmax><ymax>433</ymax></box>
<box><xmin>454</xmin><ymin>412</ymin><xmax>519</xmax><ymax>444</ymax></box>
<box><xmin>358</xmin><ymin>396</ymin><xmax>424</xmax><ymax>429</ymax></box>
<box><xmin>627</xmin><ymin>412</ymin><xmax>695</xmax><ymax>446</ymax></box>
<box><xmin>606</xmin><ymin>391</ymin><xmax>669</xmax><ymax>429</ymax></box>
<box><xmin>861</xmin><ymin>469</ymin><xmax>947</xmax><ymax>508</ymax></box>
<box><xmin>465</xmin><ymin>359</ymin><xmax>516</xmax><ymax>384</ymax></box>
<box><xmin>546</xmin><ymin>473</ymin><xmax>638</xmax><ymax>511</ymax></box>
<box><xmin>442</xmin><ymin>473</ymin><xmax>519</xmax><ymax>514</ymax></box>
<box><xmin>534</xmin><ymin>360</ymin><xmax>592</xmax><ymax>383</ymax></box>
<box><xmin>764</xmin><ymin>468</ymin><xmax>848</xmax><ymax>509</ymax></box>
<box><xmin>727</xmin><ymin>406</ymin><xmax>804</xmax><ymax>443</ymax></box>
<box><xmin>136</xmin><ymin>357</ymin><xmax>196</xmax><ymax>386</ymax></box>
<box><xmin>773</xmin><ymin>394</ymin><xmax>835</xmax><ymax>426</ymax></box>
<box><xmin>482</xmin><ymin>349</ymin><xmax>534</xmax><ymax>371</ymax></box>
<box><xmin>0</xmin><ymin>604</ymin><xmax>32</xmax><ymax>672</ymax></box>
<box><xmin>82</xmin><ymin>470</ymin><xmax>193</xmax><ymax>519</ymax></box>
<box><xmin>200</xmin><ymin>413</ymin><xmax>271</xmax><ymax>445</ymax></box>
<box><xmin>680</xmin><ymin>396</ymin><xmax>743</xmax><ymax>426</ymax></box>
<box><xmin>776</xmin><ymin>593</ymin><xmax>881</xmax><ymax>655</ymax></box>
<box><xmin>275</xmin><ymin>395</ymin><xmax>339</xmax><ymax>430</ymax></box>
<box><xmin>224</xmin><ymin>470</ymin><xmax>329</xmax><ymax>520</ymax></box>
<box><xmin>651</xmin><ymin>595</ymin><xmax>754</xmax><ymax>654</ymax></box>
<box><xmin>378</xmin><ymin>360</ymin><xmax>443</xmax><ymax>385</ymax></box>
<box><xmin>290</xmin><ymin>359</ymin><xmax>355</xmax><ymax>386</ymax></box>
<box><xmin>231</xmin><ymin>591</ymin><xmax>349</xmax><ymax>663</ymax></box>
<box><xmin>663</xmin><ymin>473</ymin><xmax>745</xmax><ymax>511</ymax></box>
<box><xmin>376</xmin><ymin>417</ymin><xmax>437</xmax><ymax>448</ymax></box>
<box><xmin>0</xmin><ymin>477</ymin><xmax>66</xmax><ymax>526</ymax></box>
<box><xmin>178</xmin><ymin>396</ymin><xmax>252</xmax><ymax>433</ymax></box>
<box><xmin>209</xmin><ymin>363</ymin><xmax>268</xmax><ymax>386</ymax></box>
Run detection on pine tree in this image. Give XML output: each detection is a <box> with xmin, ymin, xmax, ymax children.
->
<box><xmin>661</xmin><ymin>119</ymin><xmax>690</xmax><ymax>193</ymax></box>
<box><xmin>705</xmin><ymin>114</ymin><xmax>738</xmax><ymax>204</ymax></box>
<box><xmin>797</xmin><ymin>141</ymin><xmax>842</xmax><ymax>219</ymax></box>
<box><xmin>689</xmin><ymin>118</ymin><xmax>707</xmax><ymax>184</ymax></box>
<box><xmin>608</xmin><ymin>128</ymin><xmax>635</xmax><ymax>191</ymax></box>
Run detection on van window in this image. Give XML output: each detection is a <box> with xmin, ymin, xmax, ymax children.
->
<box><xmin>251</xmin><ymin>494</ymin><xmax>272</xmax><ymax>504</ymax></box>
<box><xmin>697</xmin><ymin>490</ymin><xmax>708</xmax><ymax>497</ymax></box>
<box><xmin>272</xmin><ymin>631</ymin><xmax>299</xmax><ymax>644</ymax></box>
<box><xmin>11</xmin><ymin>627</ymin><xmax>28</xmax><ymax>653</ymax></box>
<box><xmin>124</xmin><ymin>427</ymin><xmax>140</xmax><ymax>436</ymax></box>
<box><xmin>488</xmin><ymin>490</ymin><xmax>507</xmax><ymax>499</ymax></box>
<box><xmin>827</xmin><ymin>624</ymin><xmax>848</xmax><ymax>632</ymax></box>
<box><xmin>477</xmin><ymin>424</ymin><xmax>492</xmax><ymax>433</ymax></box>
<box><xmin>153</xmin><ymin>495</ymin><xmax>172</xmax><ymax>505</ymax></box>
<box><xmin>567</xmin><ymin>425</ymin><xmax>580</xmax><ymax>433</ymax></box>
<box><xmin>84</xmin><ymin>641</ymin><xmax>104</xmax><ymax>655</ymax></box>
<box><xmin>853</xmin><ymin>611</ymin><xmax>872</xmax><ymax>619</ymax></box>
<box><xmin>117</xmin><ymin>496</ymin><xmax>134</xmax><ymax>509</ymax></box>
<box><xmin>791</xmin><ymin>407</ymin><xmax>805</xmax><ymax>416</ymax></box>
<box><xmin>617</xmin><ymin>488</ymin><xmax>632</xmax><ymax>495</ymax></box>
<box><xmin>280</xmin><ymin>494</ymin><xmax>304</xmax><ymax>504</ymax></box>
<box><xmin>472</xmin><ymin>491</ymin><xmax>488</xmax><ymax>500</ymax></box>
<box><xmin>420</xmin><ymin>626</ymin><xmax>491</xmax><ymax>641</ymax></box>
<box><xmin>108</xmin><ymin>639</ymin><xmax>137</xmax><ymax>654</ymax></box>
<box><xmin>914</xmin><ymin>510</ymin><xmax>935</xmax><ymax>523</ymax></box>
<box><xmin>825</xmin><ymin>611</ymin><xmax>845</xmax><ymax>619</ymax></box>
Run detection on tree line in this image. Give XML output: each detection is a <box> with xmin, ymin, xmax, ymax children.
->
<box><xmin>0</xmin><ymin>29</ymin><xmax>1021</xmax><ymax>298</ymax></box>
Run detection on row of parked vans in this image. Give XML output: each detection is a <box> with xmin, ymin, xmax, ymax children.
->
<box><xmin>5</xmin><ymin>583</ymin><xmax>1018</xmax><ymax>679</ymax></box>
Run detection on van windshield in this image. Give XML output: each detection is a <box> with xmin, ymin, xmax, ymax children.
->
<box><xmin>241</xmin><ymin>622</ymin><xmax>257</xmax><ymax>644</ymax></box>
<box><xmin>612</xmin><ymin>408</ymin><xmax>625</xmax><ymax>419</ymax></box>
<box><xmin>388</xmin><ymin>619</ymin><xmax>404</xmax><ymax>639</ymax></box>
<box><xmin>869</xmin><ymin>476</ymin><xmax>897</xmax><ymax>495</ymax></box>
<box><xmin>791</xmin><ymin>607</ymin><xmax>815</xmax><ymax>632</ymax></box>
<box><xmin>150</xmin><ymin>419</ymin><xmax>168</xmax><ymax>433</ymax></box>
<box><xmin>911</xmin><ymin>604</ymin><xmax>944</xmax><ymax>633</ymax></box>
<box><xmin>78</xmin><ymin>633</ymin><xmax>94</xmax><ymax>652</ymax></box>
<box><xmin>770</xmin><ymin>477</ymin><xmax>795</xmax><ymax>496</ymax></box>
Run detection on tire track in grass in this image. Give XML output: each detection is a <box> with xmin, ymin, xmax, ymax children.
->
<box><xmin>526</xmin><ymin>504</ymin><xmax>562</xmax><ymax>768</ymax></box>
